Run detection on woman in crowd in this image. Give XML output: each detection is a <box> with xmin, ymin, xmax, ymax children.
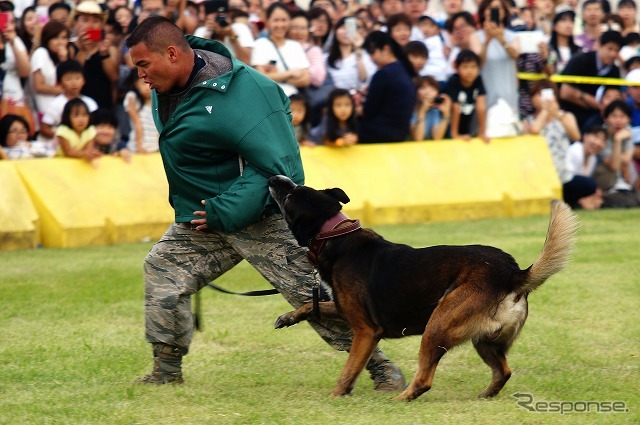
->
<box><xmin>476</xmin><ymin>0</ymin><xmax>520</xmax><ymax>120</ymax></box>
<box><xmin>548</xmin><ymin>7</ymin><xmax>580</xmax><ymax>74</ymax></box>
<box><xmin>386</xmin><ymin>13</ymin><xmax>413</xmax><ymax>48</ymax></box>
<box><xmin>251</xmin><ymin>2</ymin><xmax>310</xmax><ymax>97</ymax></box>
<box><xmin>358</xmin><ymin>31</ymin><xmax>416</xmax><ymax>143</ymax></box>
<box><xmin>308</xmin><ymin>6</ymin><xmax>333</xmax><ymax>52</ymax></box>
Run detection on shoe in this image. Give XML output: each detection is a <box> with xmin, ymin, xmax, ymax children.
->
<box><xmin>366</xmin><ymin>349</ymin><xmax>407</xmax><ymax>392</ymax></box>
<box><xmin>135</xmin><ymin>345</ymin><xmax>185</xmax><ymax>385</ymax></box>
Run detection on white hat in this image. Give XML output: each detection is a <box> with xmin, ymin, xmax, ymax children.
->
<box><xmin>625</xmin><ymin>68</ymin><xmax>640</xmax><ymax>85</ymax></box>
<box><xmin>73</xmin><ymin>0</ymin><xmax>108</xmax><ymax>20</ymax></box>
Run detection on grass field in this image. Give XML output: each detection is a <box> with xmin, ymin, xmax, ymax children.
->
<box><xmin>1</xmin><ymin>208</ymin><xmax>638</xmax><ymax>424</ymax></box>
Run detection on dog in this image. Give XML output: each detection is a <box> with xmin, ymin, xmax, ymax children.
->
<box><xmin>268</xmin><ymin>175</ymin><xmax>579</xmax><ymax>401</ymax></box>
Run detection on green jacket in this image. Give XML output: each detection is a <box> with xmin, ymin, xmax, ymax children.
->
<box><xmin>152</xmin><ymin>36</ymin><xmax>304</xmax><ymax>232</ymax></box>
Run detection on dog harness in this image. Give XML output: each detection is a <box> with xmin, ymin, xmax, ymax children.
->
<box><xmin>307</xmin><ymin>212</ymin><xmax>362</xmax><ymax>266</ymax></box>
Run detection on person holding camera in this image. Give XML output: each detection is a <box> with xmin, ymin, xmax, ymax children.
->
<box><xmin>475</xmin><ymin>0</ymin><xmax>520</xmax><ymax>118</ymax></box>
<box><xmin>410</xmin><ymin>76</ymin><xmax>451</xmax><ymax>140</ymax></box>
<box><xmin>70</xmin><ymin>0</ymin><xmax>119</xmax><ymax>109</ymax></box>
<box><xmin>193</xmin><ymin>0</ymin><xmax>254</xmax><ymax>64</ymax></box>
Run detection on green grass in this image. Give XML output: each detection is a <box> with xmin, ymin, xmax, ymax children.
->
<box><xmin>1</xmin><ymin>208</ymin><xmax>638</xmax><ymax>424</ymax></box>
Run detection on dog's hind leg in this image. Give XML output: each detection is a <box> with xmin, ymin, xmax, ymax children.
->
<box><xmin>331</xmin><ymin>327</ymin><xmax>381</xmax><ymax>397</ymax></box>
<box><xmin>473</xmin><ymin>339</ymin><xmax>512</xmax><ymax>398</ymax></box>
<box><xmin>394</xmin><ymin>288</ymin><xmax>485</xmax><ymax>401</ymax></box>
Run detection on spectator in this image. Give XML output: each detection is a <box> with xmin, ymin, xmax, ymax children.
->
<box><xmin>48</xmin><ymin>2</ymin><xmax>71</xmax><ymax>26</ymax></box>
<box><xmin>113</xmin><ymin>5</ymin><xmax>136</xmax><ymax>35</ymax></box>
<box><xmin>165</xmin><ymin>0</ymin><xmax>199</xmax><ymax>34</ymax></box>
<box><xmin>595</xmin><ymin>100</ymin><xmax>635</xmax><ymax>191</ymax></box>
<box><xmin>617</xmin><ymin>0</ymin><xmax>639</xmax><ymax>36</ymax></box>
<box><xmin>524</xmin><ymin>80</ymin><xmax>585</xmax><ymax>203</ymax></box>
<box><xmin>0</xmin><ymin>4</ymin><xmax>33</xmax><ymax>136</ymax></box>
<box><xmin>288</xmin><ymin>11</ymin><xmax>331</xmax><ymax>126</ymax></box>
<box><xmin>193</xmin><ymin>0</ymin><xmax>254</xmax><ymax>64</ymax></box>
<box><xmin>0</xmin><ymin>114</ymin><xmax>35</xmax><ymax>159</ymax></box>
<box><xmin>620</xmin><ymin>32</ymin><xmax>640</xmax><ymax>62</ymax></box>
<box><xmin>575</xmin><ymin>0</ymin><xmax>605</xmax><ymax>51</ymax></box>
<box><xmin>445</xmin><ymin>49</ymin><xmax>489</xmax><ymax>142</ymax></box>
<box><xmin>403</xmin><ymin>0</ymin><xmax>428</xmax><ymax>40</ymax></box>
<box><xmin>308</xmin><ymin>6</ymin><xmax>333</xmax><ymax>52</ymax></box>
<box><xmin>417</xmin><ymin>15</ymin><xmax>447</xmax><ymax>83</ymax></box>
<box><xmin>39</xmin><ymin>60</ymin><xmax>98</xmax><ymax>141</ymax></box>
<box><xmin>405</xmin><ymin>40</ymin><xmax>429</xmax><ymax>76</ymax></box>
<box><xmin>564</xmin><ymin>125</ymin><xmax>606</xmax><ymax>209</ymax></box>
<box><xmin>91</xmin><ymin>108</ymin><xmax>131</xmax><ymax>161</ymax></box>
<box><xmin>70</xmin><ymin>0</ymin><xmax>120</xmax><ymax>110</ymax></box>
<box><xmin>515</xmin><ymin>26</ymin><xmax>552</xmax><ymax>119</ymax></box>
<box><xmin>410</xmin><ymin>75</ymin><xmax>451</xmax><ymax>140</ymax></box>
<box><xmin>387</xmin><ymin>13</ymin><xmax>413</xmax><ymax>47</ymax></box>
<box><xmin>251</xmin><ymin>3</ymin><xmax>310</xmax><ymax>97</ymax></box>
<box><xmin>559</xmin><ymin>30</ymin><xmax>623</xmax><ymax>128</ymax></box>
<box><xmin>434</xmin><ymin>0</ymin><xmax>464</xmax><ymax>28</ymax></box>
<box><xmin>122</xmin><ymin>69</ymin><xmax>159</xmax><ymax>154</ymax></box>
<box><xmin>17</xmin><ymin>6</ymin><xmax>40</xmax><ymax>54</ymax></box>
<box><xmin>358</xmin><ymin>30</ymin><xmax>417</xmax><ymax>143</ymax></box>
<box><xmin>444</xmin><ymin>12</ymin><xmax>481</xmax><ymax>79</ymax></box>
<box><xmin>325</xmin><ymin>16</ymin><xmax>376</xmax><ymax>92</ymax></box>
<box><xmin>476</xmin><ymin>0</ymin><xmax>520</xmax><ymax>118</ymax></box>
<box><xmin>311</xmin><ymin>88</ymin><xmax>358</xmax><ymax>146</ymax></box>
<box><xmin>289</xmin><ymin>93</ymin><xmax>316</xmax><ymax>146</ymax></box>
<box><xmin>54</xmin><ymin>98</ymin><xmax>101</xmax><ymax>163</ymax></box>
<box><xmin>30</xmin><ymin>20</ymin><xmax>69</xmax><ymax>124</ymax></box>
<box><xmin>581</xmin><ymin>84</ymin><xmax>623</xmax><ymax>132</ymax></box>
<box><xmin>378</xmin><ymin>0</ymin><xmax>405</xmax><ymax>23</ymax></box>
<box><xmin>548</xmin><ymin>6</ymin><xmax>580</xmax><ymax>74</ymax></box>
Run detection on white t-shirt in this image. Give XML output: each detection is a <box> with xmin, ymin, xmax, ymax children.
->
<box><xmin>325</xmin><ymin>51</ymin><xmax>377</xmax><ymax>91</ymax></box>
<box><xmin>422</xmin><ymin>35</ymin><xmax>447</xmax><ymax>82</ymax></box>
<box><xmin>30</xmin><ymin>47</ymin><xmax>58</xmax><ymax>113</ymax></box>
<box><xmin>41</xmin><ymin>94</ymin><xmax>98</xmax><ymax>127</ymax></box>
<box><xmin>250</xmin><ymin>38</ymin><xmax>309</xmax><ymax>97</ymax></box>
<box><xmin>2</xmin><ymin>37</ymin><xmax>28</xmax><ymax>104</ymax></box>
<box><xmin>565</xmin><ymin>142</ymin><xmax>598</xmax><ymax>178</ymax></box>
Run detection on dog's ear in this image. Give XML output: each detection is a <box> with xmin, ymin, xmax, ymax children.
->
<box><xmin>323</xmin><ymin>188</ymin><xmax>350</xmax><ymax>204</ymax></box>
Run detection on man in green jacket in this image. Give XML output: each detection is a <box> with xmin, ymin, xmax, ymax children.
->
<box><xmin>126</xmin><ymin>17</ymin><xmax>405</xmax><ymax>391</ymax></box>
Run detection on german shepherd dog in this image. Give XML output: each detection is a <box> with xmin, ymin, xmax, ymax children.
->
<box><xmin>268</xmin><ymin>175</ymin><xmax>579</xmax><ymax>401</ymax></box>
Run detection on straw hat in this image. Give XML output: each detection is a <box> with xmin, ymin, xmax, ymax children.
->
<box><xmin>72</xmin><ymin>0</ymin><xmax>108</xmax><ymax>22</ymax></box>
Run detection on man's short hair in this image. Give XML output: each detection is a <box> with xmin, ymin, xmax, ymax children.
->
<box><xmin>56</xmin><ymin>60</ymin><xmax>84</xmax><ymax>83</ymax></box>
<box><xmin>455</xmin><ymin>49</ymin><xmax>481</xmax><ymax>67</ymax></box>
<box><xmin>404</xmin><ymin>40</ymin><xmax>429</xmax><ymax>58</ymax></box>
<box><xmin>125</xmin><ymin>16</ymin><xmax>190</xmax><ymax>52</ymax></box>
<box><xmin>599</xmin><ymin>29</ymin><xmax>624</xmax><ymax>47</ymax></box>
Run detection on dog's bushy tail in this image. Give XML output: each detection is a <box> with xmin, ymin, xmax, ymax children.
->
<box><xmin>516</xmin><ymin>200</ymin><xmax>579</xmax><ymax>295</ymax></box>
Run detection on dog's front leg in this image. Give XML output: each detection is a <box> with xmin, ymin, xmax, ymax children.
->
<box><xmin>274</xmin><ymin>301</ymin><xmax>340</xmax><ymax>328</ymax></box>
<box><xmin>331</xmin><ymin>330</ymin><xmax>380</xmax><ymax>397</ymax></box>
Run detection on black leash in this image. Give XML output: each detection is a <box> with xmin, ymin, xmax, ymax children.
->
<box><xmin>193</xmin><ymin>282</ymin><xmax>279</xmax><ymax>331</ymax></box>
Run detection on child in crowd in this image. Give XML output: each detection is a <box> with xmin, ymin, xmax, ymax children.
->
<box><xmin>312</xmin><ymin>88</ymin><xmax>358</xmax><ymax>147</ymax></box>
<box><xmin>91</xmin><ymin>108</ymin><xmax>132</xmax><ymax>162</ymax></box>
<box><xmin>0</xmin><ymin>115</ymin><xmax>34</xmax><ymax>159</ymax></box>
<box><xmin>410</xmin><ymin>76</ymin><xmax>451</xmax><ymax>140</ymax></box>
<box><xmin>55</xmin><ymin>98</ymin><xmax>101</xmax><ymax>163</ymax></box>
<box><xmin>445</xmin><ymin>50</ymin><xmax>489</xmax><ymax>142</ymax></box>
<box><xmin>417</xmin><ymin>15</ymin><xmax>447</xmax><ymax>83</ymax></box>
<box><xmin>289</xmin><ymin>93</ymin><xmax>316</xmax><ymax>147</ymax></box>
<box><xmin>564</xmin><ymin>125</ymin><xmax>606</xmax><ymax>209</ymax></box>
<box><xmin>598</xmin><ymin>100</ymin><xmax>635</xmax><ymax>191</ymax></box>
<box><xmin>123</xmin><ymin>70</ymin><xmax>159</xmax><ymax>153</ymax></box>
<box><xmin>404</xmin><ymin>41</ymin><xmax>429</xmax><ymax>77</ymax></box>
<box><xmin>39</xmin><ymin>60</ymin><xmax>98</xmax><ymax>141</ymax></box>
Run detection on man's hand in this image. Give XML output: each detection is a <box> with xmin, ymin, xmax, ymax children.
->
<box><xmin>192</xmin><ymin>200</ymin><xmax>208</xmax><ymax>231</ymax></box>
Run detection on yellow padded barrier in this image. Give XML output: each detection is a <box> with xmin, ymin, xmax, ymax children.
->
<box><xmin>13</xmin><ymin>154</ymin><xmax>174</xmax><ymax>248</ymax></box>
<box><xmin>301</xmin><ymin>136</ymin><xmax>561</xmax><ymax>226</ymax></box>
<box><xmin>0</xmin><ymin>161</ymin><xmax>39</xmax><ymax>250</ymax></box>
<box><xmin>0</xmin><ymin>135</ymin><xmax>560</xmax><ymax>250</ymax></box>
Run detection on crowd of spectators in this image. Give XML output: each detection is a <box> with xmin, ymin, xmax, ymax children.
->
<box><xmin>0</xmin><ymin>0</ymin><xmax>638</xmax><ymax>208</ymax></box>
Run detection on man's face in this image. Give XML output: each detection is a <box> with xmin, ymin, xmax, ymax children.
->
<box><xmin>582</xmin><ymin>3</ymin><xmax>604</xmax><ymax>25</ymax></box>
<box><xmin>381</xmin><ymin>0</ymin><xmax>404</xmax><ymax>18</ymax></box>
<box><xmin>626</xmin><ymin>86</ymin><xmax>640</xmax><ymax>103</ymax></box>
<box><xmin>129</xmin><ymin>42</ymin><xmax>176</xmax><ymax>93</ymax></box>
<box><xmin>139</xmin><ymin>0</ymin><xmax>166</xmax><ymax>22</ymax></box>
<box><xmin>404</xmin><ymin>0</ymin><xmax>427</xmax><ymax>20</ymax></box>
<box><xmin>598</xmin><ymin>42</ymin><xmax>621</xmax><ymax>66</ymax></box>
<box><xmin>75</xmin><ymin>14</ymin><xmax>103</xmax><ymax>35</ymax></box>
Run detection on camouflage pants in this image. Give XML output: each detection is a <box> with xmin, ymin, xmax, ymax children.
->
<box><xmin>143</xmin><ymin>214</ymin><xmax>353</xmax><ymax>353</ymax></box>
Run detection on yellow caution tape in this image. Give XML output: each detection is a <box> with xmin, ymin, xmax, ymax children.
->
<box><xmin>517</xmin><ymin>72</ymin><xmax>640</xmax><ymax>86</ymax></box>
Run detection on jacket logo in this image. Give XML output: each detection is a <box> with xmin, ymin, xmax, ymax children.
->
<box><xmin>205</xmin><ymin>106</ymin><xmax>213</xmax><ymax>114</ymax></box>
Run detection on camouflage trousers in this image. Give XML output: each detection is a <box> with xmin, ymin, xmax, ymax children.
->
<box><xmin>144</xmin><ymin>214</ymin><xmax>353</xmax><ymax>354</ymax></box>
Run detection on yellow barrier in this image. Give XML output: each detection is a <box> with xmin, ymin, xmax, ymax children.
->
<box><xmin>0</xmin><ymin>136</ymin><xmax>560</xmax><ymax>250</ymax></box>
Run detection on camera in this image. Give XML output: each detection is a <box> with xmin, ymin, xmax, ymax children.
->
<box><xmin>216</xmin><ymin>7</ymin><xmax>229</xmax><ymax>27</ymax></box>
<box><xmin>434</xmin><ymin>96</ymin><xmax>444</xmax><ymax>104</ymax></box>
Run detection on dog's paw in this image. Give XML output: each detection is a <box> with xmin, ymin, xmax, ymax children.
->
<box><xmin>274</xmin><ymin>313</ymin><xmax>299</xmax><ymax>329</ymax></box>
